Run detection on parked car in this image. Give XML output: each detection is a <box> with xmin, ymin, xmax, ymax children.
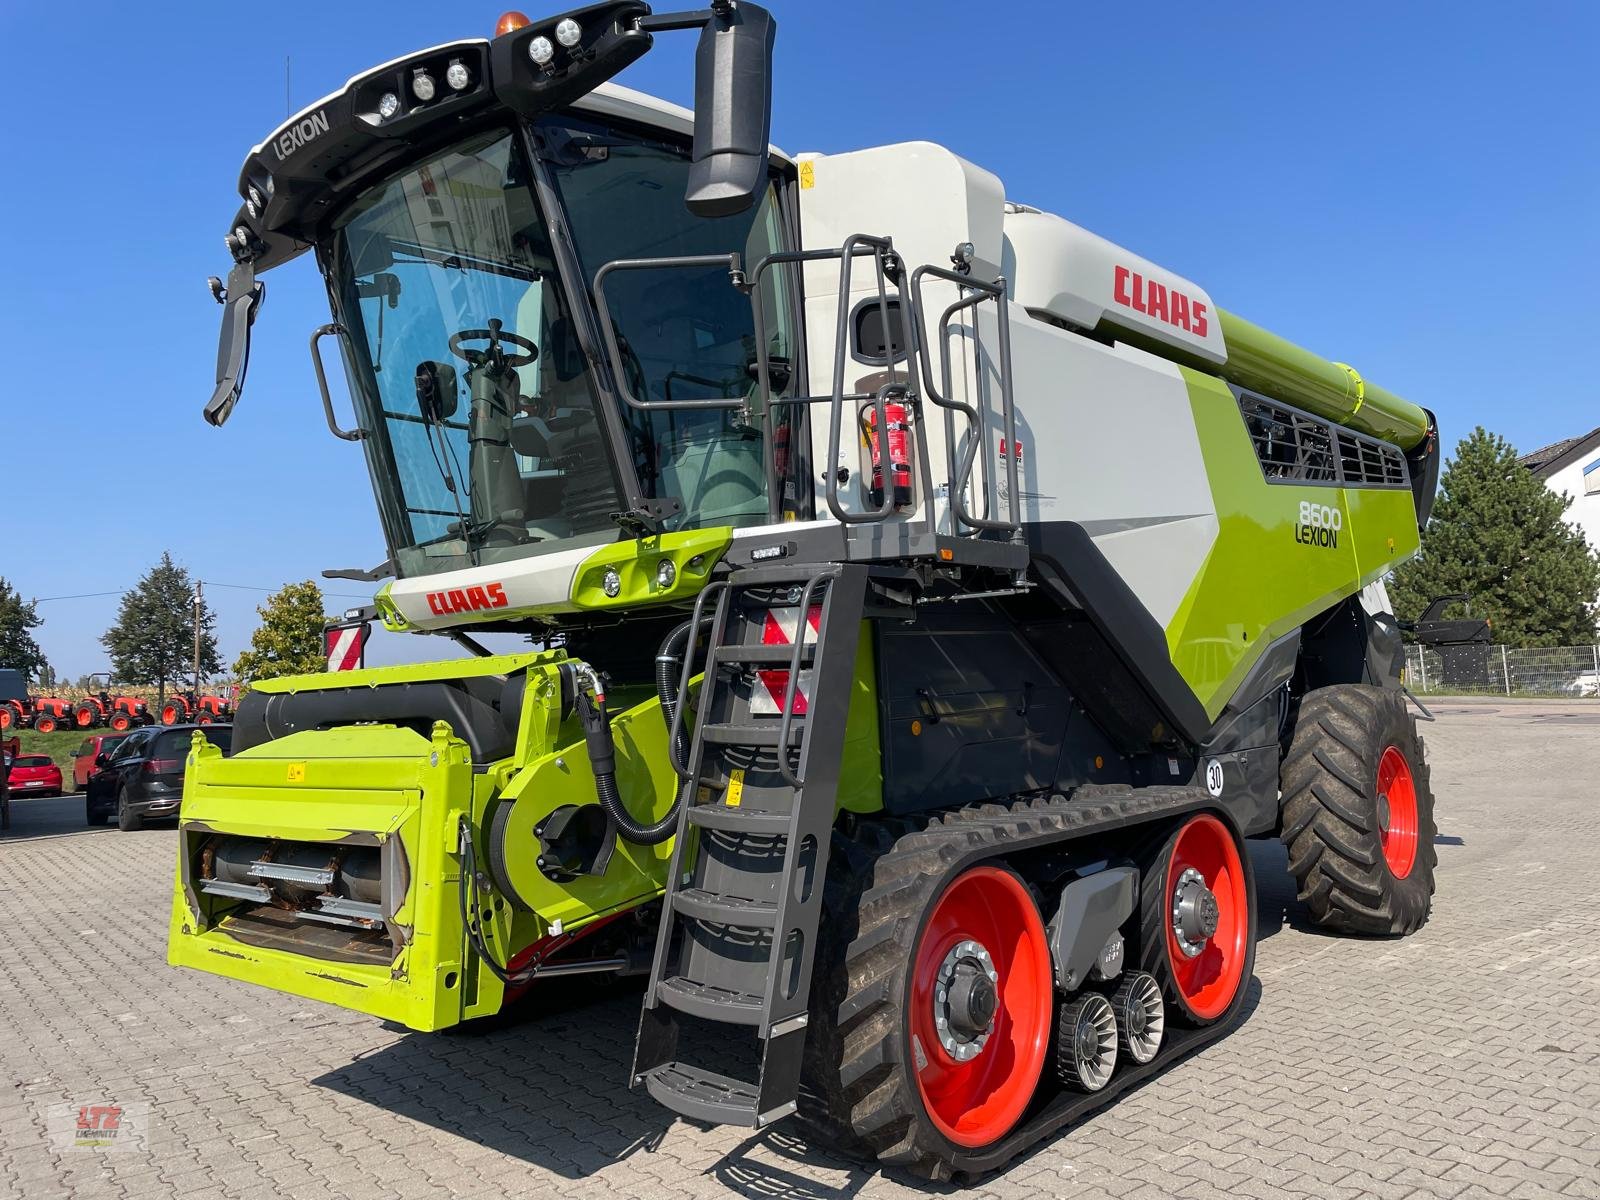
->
<box><xmin>70</xmin><ymin>733</ymin><xmax>129</xmax><ymax>793</ymax></box>
<box><xmin>85</xmin><ymin>725</ymin><xmax>231</xmax><ymax>830</ymax></box>
<box><xmin>6</xmin><ymin>754</ymin><xmax>64</xmax><ymax>798</ymax></box>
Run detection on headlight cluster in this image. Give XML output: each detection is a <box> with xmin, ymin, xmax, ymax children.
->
<box><xmin>527</xmin><ymin>17</ymin><xmax>584</xmax><ymax>69</ymax></box>
<box><xmin>374</xmin><ymin>55</ymin><xmax>477</xmax><ymax>125</ymax></box>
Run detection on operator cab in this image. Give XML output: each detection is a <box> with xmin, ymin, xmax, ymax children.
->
<box><xmin>207</xmin><ymin>3</ymin><xmax>793</xmax><ymax>583</ymax></box>
<box><xmin>328</xmin><ymin>120</ymin><xmax>801</xmax><ymax>576</ymax></box>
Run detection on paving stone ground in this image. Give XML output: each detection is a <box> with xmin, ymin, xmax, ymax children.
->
<box><xmin>2</xmin><ymin>697</ymin><xmax>1598</xmax><ymax>1200</ymax></box>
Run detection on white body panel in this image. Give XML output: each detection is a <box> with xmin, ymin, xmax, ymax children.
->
<box><xmin>793</xmin><ymin>141</ymin><xmax>1219</xmax><ymax>632</ymax></box>
<box><xmin>1004</xmin><ymin>208</ymin><xmax>1226</xmax><ymax>364</ymax></box>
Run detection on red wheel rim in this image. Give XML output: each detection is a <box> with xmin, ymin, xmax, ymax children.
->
<box><xmin>1165</xmin><ymin>814</ymin><xmax>1248</xmax><ymax>1021</ymax></box>
<box><xmin>909</xmin><ymin>866</ymin><xmax>1051</xmax><ymax>1148</ymax></box>
<box><xmin>111</xmin><ymin>715</ymin><xmax>129</xmax><ymax>732</ymax></box>
<box><xmin>1377</xmin><ymin>746</ymin><xmax>1419</xmax><ymax>879</ymax></box>
<box><xmin>75</xmin><ymin>710</ymin><xmax>92</xmax><ymax>727</ymax></box>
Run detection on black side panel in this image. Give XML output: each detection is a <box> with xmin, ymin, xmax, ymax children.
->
<box><xmin>1025</xmin><ymin>522</ymin><xmax>1211</xmax><ymax>750</ymax></box>
<box><xmin>1300</xmin><ymin>595</ymin><xmax>1402</xmax><ymax>693</ymax></box>
<box><xmin>232</xmin><ymin>675</ymin><xmax>520</xmax><ymax>763</ymax></box>
<box><xmin>875</xmin><ymin>603</ymin><xmax>1126</xmax><ymax>816</ymax></box>
<box><xmin>1201</xmin><ymin>628</ymin><xmax>1299</xmax><ymax>837</ymax></box>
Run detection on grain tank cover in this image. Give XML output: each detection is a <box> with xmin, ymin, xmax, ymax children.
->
<box><xmin>1004</xmin><ymin>207</ymin><xmax>1227</xmax><ymax>365</ymax></box>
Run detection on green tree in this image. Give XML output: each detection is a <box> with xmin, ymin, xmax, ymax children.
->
<box><xmin>35</xmin><ymin>661</ymin><xmax>56</xmax><ymax>690</ymax></box>
<box><xmin>1391</xmin><ymin>426</ymin><xmax>1600</xmax><ymax>647</ymax></box>
<box><xmin>0</xmin><ymin>578</ymin><xmax>45</xmax><ymax>682</ymax></box>
<box><xmin>233</xmin><ymin>582</ymin><xmax>329</xmax><ymax>683</ymax></box>
<box><xmin>101</xmin><ymin>553</ymin><xmax>221</xmax><ymax>703</ymax></box>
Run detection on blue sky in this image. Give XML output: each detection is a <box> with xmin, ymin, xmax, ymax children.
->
<box><xmin>1</xmin><ymin>1</ymin><xmax>1595</xmax><ymax>679</ymax></box>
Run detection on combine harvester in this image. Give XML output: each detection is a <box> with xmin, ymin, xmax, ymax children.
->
<box><xmin>172</xmin><ymin>3</ymin><xmax>1441</xmax><ymax>1178</ymax></box>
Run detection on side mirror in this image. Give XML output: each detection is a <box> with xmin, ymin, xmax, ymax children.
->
<box><xmin>686</xmin><ymin>2</ymin><xmax>777</xmax><ymax>218</ymax></box>
<box><xmin>415</xmin><ymin>360</ymin><xmax>460</xmax><ymax>422</ymax></box>
<box><xmin>94</xmin><ymin>753</ymin><xmax>110</xmax><ymax>768</ymax></box>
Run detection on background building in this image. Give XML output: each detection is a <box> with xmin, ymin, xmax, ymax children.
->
<box><xmin>1521</xmin><ymin>426</ymin><xmax>1600</xmax><ymax>561</ymax></box>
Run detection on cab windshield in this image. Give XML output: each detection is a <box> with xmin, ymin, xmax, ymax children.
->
<box><xmin>330</xmin><ymin>131</ymin><xmax>622</xmax><ymax>577</ymax></box>
<box><xmin>329</xmin><ymin>121</ymin><xmax>799</xmax><ymax>580</ymax></box>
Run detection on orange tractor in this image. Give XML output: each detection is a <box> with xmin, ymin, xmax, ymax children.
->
<box><xmin>72</xmin><ymin>674</ymin><xmax>155</xmax><ymax>733</ymax></box>
<box><xmin>159</xmin><ymin>690</ymin><xmax>234</xmax><ymax>726</ymax></box>
<box><xmin>0</xmin><ymin>669</ymin><xmax>78</xmax><ymax>733</ymax></box>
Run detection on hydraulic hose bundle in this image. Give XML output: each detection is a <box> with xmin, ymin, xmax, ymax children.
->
<box><xmin>569</xmin><ymin>618</ymin><xmax>706</xmax><ymax>847</ymax></box>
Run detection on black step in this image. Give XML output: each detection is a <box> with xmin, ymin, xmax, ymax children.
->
<box><xmin>712</xmin><ymin>643</ymin><xmax>817</xmax><ymax>667</ymax></box>
<box><xmin>672</xmin><ymin>888</ymin><xmax>778</xmax><ymax>928</ymax></box>
<box><xmin>684</xmin><ymin>805</ymin><xmax>791</xmax><ymax>835</ymax></box>
<box><xmin>698</xmin><ymin>722</ymin><xmax>804</xmax><ymax>748</ymax></box>
<box><xmin>640</xmin><ymin>1063</ymin><xmax>769</xmax><ymax>1127</ymax></box>
<box><xmin>658</xmin><ymin>976</ymin><xmax>765</xmax><ymax>1024</ymax></box>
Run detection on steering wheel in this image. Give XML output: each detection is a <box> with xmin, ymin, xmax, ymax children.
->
<box><xmin>449</xmin><ymin>318</ymin><xmax>538</xmax><ymax>368</ymax></box>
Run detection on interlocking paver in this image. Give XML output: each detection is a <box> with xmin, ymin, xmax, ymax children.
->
<box><xmin>3</xmin><ymin>697</ymin><xmax>1598</xmax><ymax>1198</ymax></box>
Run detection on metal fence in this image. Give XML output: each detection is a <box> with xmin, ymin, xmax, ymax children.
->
<box><xmin>1405</xmin><ymin>643</ymin><xmax>1600</xmax><ymax>697</ymax></box>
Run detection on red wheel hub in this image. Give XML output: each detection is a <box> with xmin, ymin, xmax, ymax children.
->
<box><xmin>909</xmin><ymin>866</ymin><xmax>1051</xmax><ymax>1148</ymax></box>
<box><xmin>1376</xmin><ymin>746</ymin><xmax>1419</xmax><ymax>879</ymax></box>
<box><xmin>1164</xmin><ymin>814</ymin><xmax>1248</xmax><ymax>1021</ymax></box>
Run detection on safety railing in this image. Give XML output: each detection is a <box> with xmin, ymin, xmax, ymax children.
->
<box><xmin>590</xmin><ymin>232</ymin><xmax>1019</xmax><ymax>547</ymax></box>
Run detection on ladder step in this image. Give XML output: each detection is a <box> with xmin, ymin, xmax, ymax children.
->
<box><xmin>699</xmin><ymin>722</ymin><xmax>804</xmax><ymax>748</ymax></box>
<box><xmin>673</xmin><ymin>887</ymin><xmax>778</xmax><ymax>928</ymax></box>
<box><xmin>712</xmin><ymin>643</ymin><xmax>817</xmax><ymax>667</ymax></box>
<box><xmin>642</xmin><ymin>1063</ymin><xmax>784</xmax><ymax>1128</ymax></box>
<box><xmin>657</xmin><ymin>976</ymin><xmax>765</xmax><ymax>1025</ymax></box>
<box><xmin>685</xmin><ymin>805</ymin><xmax>791</xmax><ymax>835</ymax></box>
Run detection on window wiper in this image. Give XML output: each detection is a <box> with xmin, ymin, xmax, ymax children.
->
<box><xmin>387</xmin><ymin>238</ymin><xmax>542</xmax><ymax>284</ymax></box>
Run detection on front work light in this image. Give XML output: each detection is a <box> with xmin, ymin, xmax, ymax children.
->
<box><xmin>554</xmin><ymin>18</ymin><xmax>582</xmax><ymax>47</ymax></box>
<box><xmin>412</xmin><ymin>70</ymin><xmax>437</xmax><ymax>101</ymax></box>
<box><xmin>446</xmin><ymin>59</ymin><xmax>472</xmax><ymax>91</ymax></box>
<box><xmin>527</xmin><ymin>35</ymin><xmax>555</xmax><ymax>65</ymax></box>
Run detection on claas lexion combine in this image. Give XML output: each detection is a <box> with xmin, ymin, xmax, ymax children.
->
<box><xmin>173</xmin><ymin>3</ymin><xmax>1442</xmax><ymax>1178</ymax></box>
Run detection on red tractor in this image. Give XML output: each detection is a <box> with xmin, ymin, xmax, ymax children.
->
<box><xmin>159</xmin><ymin>690</ymin><xmax>233</xmax><ymax>726</ymax></box>
<box><xmin>0</xmin><ymin>669</ymin><xmax>79</xmax><ymax>733</ymax></box>
<box><xmin>72</xmin><ymin>674</ymin><xmax>155</xmax><ymax>733</ymax></box>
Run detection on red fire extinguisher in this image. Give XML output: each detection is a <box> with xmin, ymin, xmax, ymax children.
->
<box><xmin>865</xmin><ymin>400</ymin><xmax>913</xmax><ymax>509</ymax></box>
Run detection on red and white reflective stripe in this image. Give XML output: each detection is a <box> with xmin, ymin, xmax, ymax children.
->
<box><xmin>325</xmin><ymin>624</ymin><xmax>368</xmax><ymax>672</ymax></box>
<box><xmin>751</xmin><ymin>605</ymin><xmax>820</xmax><ymax>716</ymax></box>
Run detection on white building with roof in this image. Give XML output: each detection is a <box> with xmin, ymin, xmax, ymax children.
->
<box><xmin>1520</xmin><ymin>427</ymin><xmax>1600</xmax><ymax>559</ymax></box>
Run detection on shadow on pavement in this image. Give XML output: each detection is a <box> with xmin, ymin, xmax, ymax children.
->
<box><xmin>315</xmin><ymin>932</ymin><xmax>1272</xmax><ymax>1190</ymax></box>
<box><xmin>0</xmin><ymin>792</ymin><xmax>125</xmax><ymax>843</ymax></box>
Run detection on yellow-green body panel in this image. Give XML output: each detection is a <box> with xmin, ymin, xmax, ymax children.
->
<box><xmin>169</xmin><ymin>627</ymin><xmax>884</xmax><ymax>1031</ymax></box>
<box><xmin>1167</xmin><ymin>368</ymin><xmax>1421</xmax><ymax>719</ymax></box>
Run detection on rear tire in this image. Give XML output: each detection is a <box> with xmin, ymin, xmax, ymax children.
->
<box><xmin>1280</xmin><ymin>685</ymin><xmax>1436</xmax><ymax>935</ymax></box>
<box><xmin>116</xmin><ymin>789</ymin><xmax>142</xmax><ymax>832</ymax></box>
<box><xmin>74</xmin><ymin>704</ymin><xmax>98</xmax><ymax>729</ymax></box>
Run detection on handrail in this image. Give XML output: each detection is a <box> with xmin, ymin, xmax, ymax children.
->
<box><xmin>667</xmin><ymin>580</ymin><xmax>729</xmax><ymax>780</ymax></box>
<box><xmin>592</xmin><ymin>253</ymin><xmax>747</xmax><ymax>411</ymax></box>
<box><xmin>774</xmin><ymin>569</ymin><xmax>836</xmax><ymax>788</ymax></box>
<box><xmin>909</xmin><ymin>264</ymin><xmax>1020</xmax><ymax>534</ymax></box>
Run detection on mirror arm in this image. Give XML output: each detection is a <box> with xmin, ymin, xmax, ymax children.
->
<box><xmin>203</xmin><ymin>258</ymin><xmax>264</xmax><ymax>428</ymax></box>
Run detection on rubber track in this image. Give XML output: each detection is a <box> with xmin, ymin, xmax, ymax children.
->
<box><xmin>1279</xmin><ymin>685</ymin><xmax>1436</xmax><ymax>935</ymax></box>
<box><xmin>800</xmin><ymin>785</ymin><xmax>1228</xmax><ymax>1180</ymax></box>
